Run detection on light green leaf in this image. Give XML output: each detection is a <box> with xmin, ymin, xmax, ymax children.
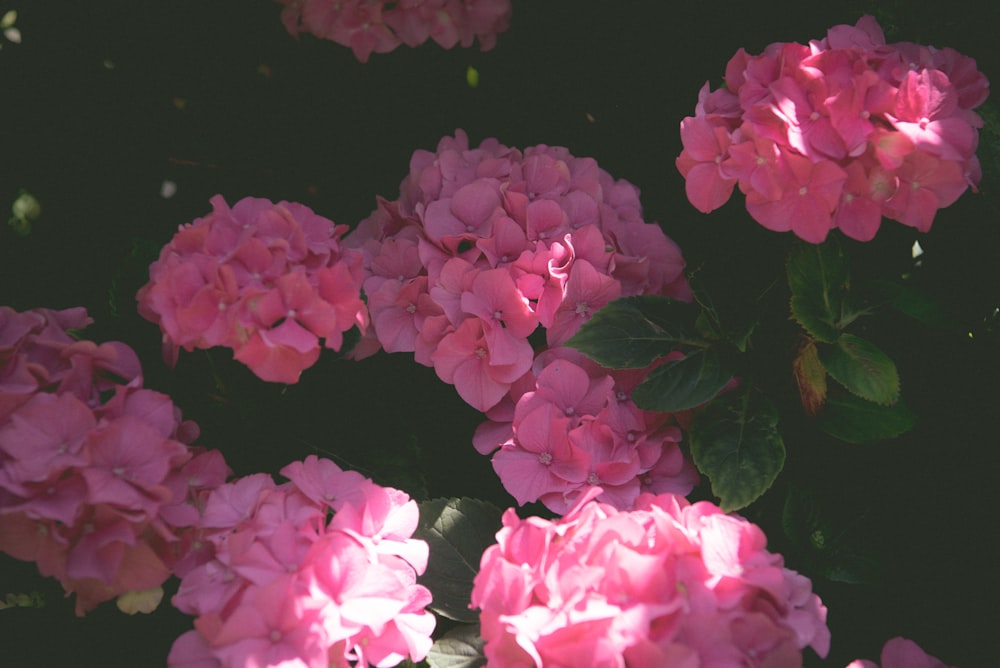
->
<box><xmin>690</xmin><ymin>391</ymin><xmax>785</xmax><ymax>511</ymax></box>
<box><xmin>427</xmin><ymin>624</ymin><xmax>486</xmax><ymax>668</ymax></box>
<box><xmin>565</xmin><ymin>296</ymin><xmax>697</xmax><ymax>369</ymax></box>
<box><xmin>818</xmin><ymin>333</ymin><xmax>899</xmax><ymax>405</ymax></box>
<box><xmin>631</xmin><ymin>347</ymin><xmax>733</xmax><ymax>412</ymax></box>
<box><xmin>413</xmin><ymin>498</ymin><xmax>503</xmax><ymax>623</ymax></box>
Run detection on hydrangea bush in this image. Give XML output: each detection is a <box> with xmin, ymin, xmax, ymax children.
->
<box><xmin>343</xmin><ymin>130</ymin><xmax>698</xmax><ymax>513</ymax></box>
<box><xmin>2</xmin><ymin>6</ymin><xmax>991</xmax><ymax>668</ymax></box>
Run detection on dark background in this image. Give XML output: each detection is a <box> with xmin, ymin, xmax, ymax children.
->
<box><xmin>1</xmin><ymin>1</ymin><xmax>998</xmax><ymax>666</ymax></box>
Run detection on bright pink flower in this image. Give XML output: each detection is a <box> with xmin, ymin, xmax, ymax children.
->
<box><xmin>678</xmin><ymin>15</ymin><xmax>988</xmax><ymax>242</ymax></box>
<box><xmin>887</xmin><ymin>68</ymin><xmax>976</xmax><ymax>162</ymax></box>
<box><xmin>473</xmin><ymin>491</ymin><xmax>830</xmax><ymax>666</ymax></box>
<box><xmin>745</xmin><ymin>150</ymin><xmax>847</xmax><ymax>243</ymax></box>
<box><xmin>139</xmin><ymin>195</ymin><xmax>366</xmax><ymax>383</ymax></box>
<box><xmin>882</xmin><ymin>151</ymin><xmax>968</xmax><ymax>231</ymax></box>
<box><xmin>541</xmin><ymin>259</ymin><xmax>623</xmax><ymax>346</ymax></box>
<box><xmin>460</xmin><ymin>267</ymin><xmax>538</xmax><ymax>339</ymax></box>
<box><xmin>172</xmin><ymin>457</ymin><xmax>434</xmax><ymax>667</ymax></box>
<box><xmin>431</xmin><ymin>316</ymin><xmax>533</xmax><ymax>411</ymax></box>
<box><xmin>846</xmin><ymin>636</ymin><xmax>954</xmax><ymax>668</ymax></box>
<box><xmin>491</xmin><ymin>405</ymin><xmax>589</xmax><ymax>505</ymax></box>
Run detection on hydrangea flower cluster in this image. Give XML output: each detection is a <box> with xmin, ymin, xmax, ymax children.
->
<box><xmin>137</xmin><ymin>194</ymin><xmax>368</xmax><ymax>384</ymax></box>
<box><xmin>345</xmin><ymin>130</ymin><xmax>697</xmax><ymax>512</ymax></box>
<box><xmin>676</xmin><ymin>14</ymin><xmax>989</xmax><ymax>242</ymax></box>
<box><xmin>276</xmin><ymin>0</ymin><xmax>512</xmax><ymax>63</ymax></box>
<box><xmin>471</xmin><ymin>487</ymin><xmax>831</xmax><ymax>667</ymax></box>
<box><xmin>0</xmin><ymin>306</ymin><xmax>227</xmax><ymax>615</ymax></box>
<box><xmin>847</xmin><ymin>636</ymin><xmax>954</xmax><ymax>668</ymax></box>
<box><xmin>168</xmin><ymin>455</ymin><xmax>435</xmax><ymax>668</ymax></box>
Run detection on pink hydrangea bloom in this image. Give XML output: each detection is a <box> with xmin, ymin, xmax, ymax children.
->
<box><xmin>344</xmin><ymin>130</ymin><xmax>698</xmax><ymax>510</ymax></box>
<box><xmin>137</xmin><ymin>195</ymin><xmax>368</xmax><ymax>384</ymax></box>
<box><xmin>0</xmin><ymin>307</ymin><xmax>228</xmax><ymax>615</ymax></box>
<box><xmin>846</xmin><ymin>636</ymin><xmax>954</xmax><ymax>668</ymax></box>
<box><xmin>471</xmin><ymin>488</ymin><xmax>830</xmax><ymax>667</ymax></box>
<box><xmin>676</xmin><ymin>15</ymin><xmax>989</xmax><ymax>242</ymax></box>
<box><xmin>169</xmin><ymin>455</ymin><xmax>434</xmax><ymax>668</ymax></box>
<box><xmin>276</xmin><ymin>0</ymin><xmax>512</xmax><ymax>63</ymax></box>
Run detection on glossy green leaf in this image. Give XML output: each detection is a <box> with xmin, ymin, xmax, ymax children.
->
<box><xmin>631</xmin><ymin>347</ymin><xmax>733</xmax><ymax>412</ymax></box>
<box><xmin>818</xmin><ymin>333</ymin><xmax>899</xmax><ymax>405</ymax></box>
<box><xmin>565</xmin><ymin>296</ymin><xmax>697</xmax><ymax>369</ymax></box>
<box><xmin>427</xmin><ymin>624</ymin><xmax>487</xmax><ymax>668</ymax></box>
<box><xmin>413</xmin><ymin>498</ymin><xmax>503</xmax><ymax>623</ymax></box>
<box><xmin>690</xmin><ymin>391</ymin><xmax>785</xmax><ymax>511</ymax></box>
<box><xmin>787</xmin><ymin>240</ymin><xmax>850</xmax><ymax>343</ymax></box>
<box><xmin>818</xmin><ymin>392</ymin><xmax>916</xmax><ymax>443</ymax></box>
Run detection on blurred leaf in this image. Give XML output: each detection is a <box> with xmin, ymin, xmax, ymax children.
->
<box><xmin>565</xmin><ymin>296</ymin><xmax>697</xmax><ymax>369</ymax></box>
<box><xmin>631</xmin><ymin>347</ymin><xmax>733</xmax><ymax>412</ymax></box>
<box><xmin>787</xmin><ymin>240</ymin><xmax>850</xmax><ymax>343</ymax></box>
<box><xmin>792</xmin><ymin>339</ymin><xmax>827</xmax><ymax>415</ymax></box>
<box><xmin>818</xmin><ymin>392</ymin><xmax>916</xmax><ymax>443</ymax></box>
<box><xmin>818</xmin><ymin>334</ymin><xmax>899</xmax><ymax>405</ymax></box>
<box><xmin>727</xmin><ymin>318</ymin><xmax>758</xmax><ymax>353</ymax></box>
<box><xmin>0</xmin><ymin>590</ymin><xmax>44</xmax><ymax>610</ymax></box>
<box><xmin>818</xmin><ymin>549</ymin><xmax>884</xmax><ymax>585</ymax></box>
<box><xmin>427</xmin><ymin>624</ymin><xmax>486</xmax><ymax>668</ymax></box>
<box><xmin>466</xmin><ymin>66</ymin><xmax>480</xmax><ymax>88</ymax></box>
<box><xmin>695</xmin><ymin>309</ymin><xmax>723</xmax><ymax>341</ymax></box>
<box><xmin>7</xmin><ymin>216</ymin><xmax>31</xmax><ymax>236</ymax></box>
<box><xmin>690</xmin><ymin>390</ymin><xmax>785</xmax><ymax>511</ymax></box>
<box><xmin>889</xmin><ymin>282</ymin><xmax>953</xmax><ymax>326</ymax></box>
<box><xmin>414</xmin><ymin>498</ymin><xmax>503</xmax><ymax>623</ymax></box>
<box><xmin>782</xmin><ymin>487</ymin><xmax>882</xmax><ymax>584</ymax></box>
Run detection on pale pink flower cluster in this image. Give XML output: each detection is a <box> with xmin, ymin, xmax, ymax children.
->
<box><xmin>0</xmin><ymin>306</ymin><xmax>227</xmax><ymax>615</ymax></box>
<box><xmin>276</xmin><ymin>0</ymin><xmax>512</xmax><ymax>63</ymax></box>
<box><xmin>471</xmin><ymin>488</ymin><xmax>831</xmax><ymax>667</ymax></box>
<box><xmin>168</xmin><ymin>455</ymin><xmax>434</xmax><ymax>668</ymax></box>
<box><xmin>677</xmin><ymin>15</ymin><xmax>989</xmax><ymax>242</ymax></box>
<box><xmin>137</xmin><ymin>195</ymin><xmax>368</xmax><ymax>384</ymax></box>
<box><xmin>847</xmin><ymin>636</ymin><xmax>954</xmax><ymax>668</ymax></box>
<box><xmin>346</xmin><ymin>130</ymin><xmax>696</xmax><ymax>512</ymax></box>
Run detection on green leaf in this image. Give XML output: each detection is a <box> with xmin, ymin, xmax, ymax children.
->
<box><xmin>817</xmin><ymin>333</ymin><xmax>899</xmax><ymax>405</ymax></box>
<box><xmin>787</xmin><ymin>240</ymin><xmax>850</xmax><ymax>343</ymax></box>
<box><xmin>427</xmin><ymin>624</ymin><xmax>487</xmax><ymax>668</ymax></box>
<box><xmin>565</xmin><ymin>296</ymin><xmax>697</xmax><ymax>369</ymax></box>
<box><xmin>818</xmin><ymin>393</ymin><xmax>916</xmax><ymax>443</ymax></box>
<box><xmin>413</xmin><ymin>498</ymin><xmax>503</xmax><ymax>623</ymax></box>
<box><xmin>689</xmin><ymin>391</ymin><xmax>786</xmax><ymax>511</ymax></box>
<box><xmin>631</xmin><ymin>347</ymin><xmax>733</xmax><ymax>412</ymax></box>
